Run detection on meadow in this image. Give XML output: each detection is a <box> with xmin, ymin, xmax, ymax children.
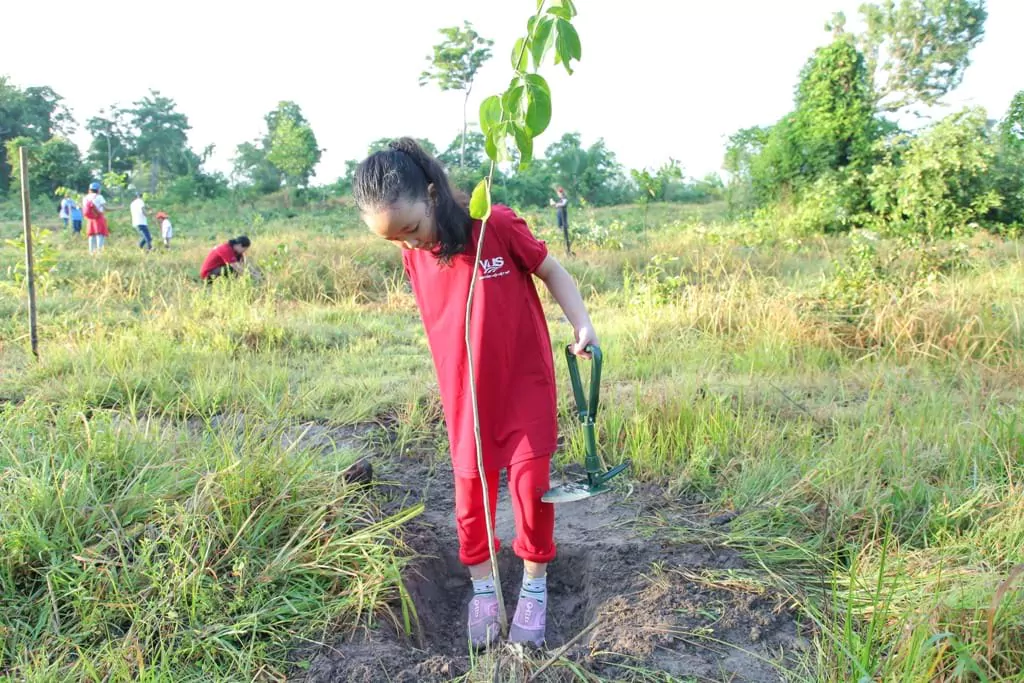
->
<box><xmin>0</xmin><ymin>199</ymin><xmax>1022</xmax><ymax>682</ymax></box>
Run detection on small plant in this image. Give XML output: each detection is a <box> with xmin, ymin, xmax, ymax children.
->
<box><xmin>623</xmin><ymin>253</ymin><xmax>686</xmax><ymax>306</ymax></box>
<box><xmin>4</xmin><ymin>227</ymin><xmax>58</xmax><ymax>294</ymax></box>
<box><xmin>821</xmin><ymin>230</ymin><xmax>888</xmax><ymax>313</ymax></box>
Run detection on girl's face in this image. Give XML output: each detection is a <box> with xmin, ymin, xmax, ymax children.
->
<box><xmin>363</xmin><ymin>198</ymin><xmax>438</xmax><ymax>251</ymax></box>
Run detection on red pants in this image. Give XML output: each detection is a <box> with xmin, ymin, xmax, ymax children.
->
<box><xmin>454</xmin><ymin>455</ymin><xmax>556</xmax><ymax>566</ymax></box>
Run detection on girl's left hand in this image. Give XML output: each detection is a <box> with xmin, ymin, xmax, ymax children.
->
<box><xmin>572</xmin><ymin>325</ymin><xmax>599</xmax><ymax>359</ymax></box>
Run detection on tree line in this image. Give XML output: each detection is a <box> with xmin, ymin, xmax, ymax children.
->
<box><xmin>724</xmin><ymin>0</ymin><xmax>1024</xmax><ymax>234</ymax></box>
<box><xmin>0</xmin><ymin>17</ymin><xmax>721</xmax><ymax>212</ymax></box>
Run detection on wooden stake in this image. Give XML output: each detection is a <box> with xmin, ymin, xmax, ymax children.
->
<box><xmin>19</xmin><ymin>147</ymin><xmax>38</xmax><ymax>359</ymax></box>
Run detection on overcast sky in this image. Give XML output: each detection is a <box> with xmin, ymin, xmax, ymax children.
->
<box><xmin>3</xmin><ymin>0</ymin><xmax>1021</xmax><ymax>183</ymax></box>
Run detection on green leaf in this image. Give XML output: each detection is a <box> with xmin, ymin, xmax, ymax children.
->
<box><xmin>523</xmin><ymin>74</ymin><xmax>552</xmax><ymax>136</ymax></box>
<box><xmin>513</xmin><ymin>123</ymin><xmax>534</xmax><ymax>169</ymax></box>
<box><xmin>547</xmin><ymin>6</ymin><xmax>572</xmax><ymax>20</ymax></box>
<box><xmin>530</xmin><ymin>17</ymin><xmax>555</xmax><ymax>70</ymax></box>
<box><xmin>479</xmin><ymin>96</ymin><xmax>502</xmax><ymax>136</ymax></box>
<box><xmin>502</xmin><ymin>82</ymin><xmax>527</xmax><ymax>123</ymax></box>
<box><xmin>494</xmin><ymin>122</ymin><xmax>515</xmax><ymax>163</ymax></box>
<box><xmin>549</xmin><ymin>0</ymin><xmax>577</xmax><ymax>17</ymax></box>
<box><xmin>555</xmin><ymin>19</ymin><xmax>581</xmax><ymax>74</ymax></box>
<box><xmin>469</xmin><ymin>179</ymin><xmax>491</xmax><ymax>220</ymax></box>
<box><xmin>511</xmin><ymin>38</ymin><xmax>528</xmax><ymax>71</ymax></box>
<box><xmin>484</xmin><ymin>128</ymin><xmax>499</xmax><ymax>162</ymax></box>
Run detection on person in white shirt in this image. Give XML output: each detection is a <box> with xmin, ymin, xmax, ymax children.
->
<box><xmin>157</xmin><ymin>211</ymin><xmax>173</xmax><ymax>247</ymax></box>
<box><xmin>58</xmin><ymin>195</ymin><xmax>74</xmax><ymax>229</ymax></box>
<box><xmin>83</xmin><ymin>182</ymin><xmax>109</xmax><ymax>254</ymax></box>
<box><xmin>130</xmin><ymin>192</ymin><xmax>152</xmax><ymax>251</ymax></box>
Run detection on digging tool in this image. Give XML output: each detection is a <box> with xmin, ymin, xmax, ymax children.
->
<box><xmin>543</xmin><ymin>345</ymin><xmax>630</xmax><ymax>504</ymax></box>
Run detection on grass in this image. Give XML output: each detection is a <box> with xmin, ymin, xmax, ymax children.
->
<box><xmin>1</xmin><ymin>197</ymin><xmax>1022</xmax><ymax>681</ymax></box>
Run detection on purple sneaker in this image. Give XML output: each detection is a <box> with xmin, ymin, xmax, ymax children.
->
<box><xmin>467</xmin><ymin>593</ymin><xmax>500</xmax><ymax>648</ymax></box>
<box><xmin>509</xmin><ymin>594</ymin><xmax>546</xmax><ymax>646</ymax></box>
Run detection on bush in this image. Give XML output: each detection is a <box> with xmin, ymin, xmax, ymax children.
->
<box><xmin>869</xmin><ymin>108</ymin><xmax>1000</xmax><ymax>238</ymax></box>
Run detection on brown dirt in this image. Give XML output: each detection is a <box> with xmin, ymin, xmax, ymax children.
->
<box><xmin>292</xmin><ymin>448</ymin><xmax>809</xmax><ymax>683</ymax></box>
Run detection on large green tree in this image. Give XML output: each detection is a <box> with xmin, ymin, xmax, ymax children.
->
<box><xmin>129</xmin><ymin>90</ymin><xmax>192</xmax><ymax>192</ymax></box>
<box><xmin>0</xmin><ymin>79</ymin><xmax>78</xmax><ymax>193</ymax></box>
<box><xmin>86</xmin><ymin>106</ymin><xmax>135</xmax><ymax>174</ymax></box>
<box><xmin>723</xmin><ymin>29</ymin><xmax>880</xmax><ymax>213</ymax></box>
<box><xmin>990</xmin><ymin>91</ymin><xmax>1024</xmax><ymax>226</ymax></box>
<box><xmin>856</xmin><ymin>0</ymin><xmax>987</xmax><ymax>112</ymax></box>
<box><xmin>266</xmin><ymin>110</ymin><xmax>321</xmax><ymax>189</ymax></box>
<box><xmin>5</xmin><ymin>135</ymin><xmax>89</xmax><ymax>198</ymax></box>
<box><xmin>233</xmin><ymin>101</ymin><xmax>320</xmax><ymax>193</ymax></box>
<box><xmin>419</xmin><ymin>21</ymin><xmax>493</xmax><ymax>168</ymax></box>
<box><xmin>544</xmin><ymin>133</ymin><xmax>626</xmax><ymax>206</ymax></box>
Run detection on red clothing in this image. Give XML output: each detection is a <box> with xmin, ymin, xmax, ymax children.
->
<box><xmin>403</xmin><ymin>204</ymin><xmax>558</xmax><ymax>477</ymax></box>
<box><xmin>200</xmin><ymin>242</ymin><xmax>238</xmax><ymax>279</ymax></box>
<box><xmin>86</xmin><ymin>214</ymin><xmax>109</xmax><ymax>237</ymax></box>
<box><xmin>455</xmin><ymin>456</ymin><xmax>556</xmax><ymax>565</ymax></box>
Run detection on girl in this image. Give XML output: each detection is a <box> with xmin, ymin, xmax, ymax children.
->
<box><xmin>353</xmin><ymin>138</ymin><xmax>598</xmax><ymax>648</ymax></box>
<box><xmin>157</xmin><ymin>211</ymin><xmax>173</xmax><ymax>248</ymax></box>
<box><xmin>200</xmin><ymin>236</ymin><xmax>250</xmax><ymax>281</ymax></box>
<box><xmin>83</xmin><ymin>181</ymin><xmax>109</xmax><ymax>254</ymax></box>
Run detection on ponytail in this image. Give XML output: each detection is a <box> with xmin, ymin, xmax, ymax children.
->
<box><xmin>353</xmin><ymin>137</ymin><xmax>471</xmax><ymax>264</ymax></box>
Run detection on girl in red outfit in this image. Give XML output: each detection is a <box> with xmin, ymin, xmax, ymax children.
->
<box><xmin>353</xmin><ymin>138</ymin><xmax>598</xmax><ymax>648</ymax></box>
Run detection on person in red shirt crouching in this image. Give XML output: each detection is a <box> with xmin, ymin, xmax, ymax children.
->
<box><xmin>200</xmin><ymin>236</ymin><xmax>250</xmax><ymax>282</ymax></box>
<box><xmin>353</xmin><ymin>138</ymin><xmax>600</xmax><ymax>650</ymax></box>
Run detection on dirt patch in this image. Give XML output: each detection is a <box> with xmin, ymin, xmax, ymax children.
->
<box><xmin>294</xmin><ymin>452</ymin><xmax>807</xmax><ymax>682</ymax></box>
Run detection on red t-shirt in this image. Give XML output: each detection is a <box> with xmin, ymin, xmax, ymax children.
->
<box><xmin>200</xmin><ymin>242</ymin><xmax>238</xmax><ymax>279</ymax></box>
<box><xmin>403</xmin><ymin>205</ymin><xmax>558</xmax><ymax>476</ymax></box>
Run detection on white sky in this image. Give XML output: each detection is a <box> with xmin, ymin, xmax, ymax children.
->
<box><xmin>3</xmin><ymin>0</ymin><xmax>1022</xmax><ymax>183</ymax></box>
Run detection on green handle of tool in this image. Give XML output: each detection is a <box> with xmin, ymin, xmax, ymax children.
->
<box><xmin>565</xmin><ymin>344</ymin><xmax>602</xmax><ymax>478</ymax></box>
<box><xmin>565</xmin><ymin>344</ymin><xmax>601</xmax><ymax>421</ymax></box>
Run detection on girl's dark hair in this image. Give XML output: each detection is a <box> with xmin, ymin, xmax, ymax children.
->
<box><xmin>229</xmin><ymin>235</ymin><xmax>251</xmax><ymax>248</ymax></box>
<box><xmin>353</xmin><ymin>137</ymin><xmax>471</xmax><ymax>264</ymax></box>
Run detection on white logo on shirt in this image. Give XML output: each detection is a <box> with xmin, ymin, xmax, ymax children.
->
<box><xmin>480</xmin><ymin>256</ymin><xmax>510</xmax><ymax>279</ymax></box>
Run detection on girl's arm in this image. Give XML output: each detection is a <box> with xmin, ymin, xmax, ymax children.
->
<box><xmin>534</xmin><ymin>254</ymin><xmax>598</xmax><ymax>358</ymax></box>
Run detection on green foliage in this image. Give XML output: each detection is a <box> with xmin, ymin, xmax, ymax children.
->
<box><xmin>543</xmin><ymin>133</ymin><xmax>627</xmax><ymax>205</ymax></box>
<box><xmin>86</xmin><ymin>106</ymin><xmax>135</xmax><ymax>174</ymax></box>
<box><xmin>4</xmin><ymin>135</ymin><xmax>89</xmax><ymax>199</ymax></box>
<box><xmin>791</xmin><ymin>34</ymin><xmax>877</xmax><ymax>178</ymax></box>
<box><xmin>234</xmin><ymin>102</ymin><xmax>321</xmax><ymax>194</ymax></box>
<box><xmin>734</xmin><ymin>34</ymin><xmax>879</xmax><ymax>214</ymax></box>
<box><xmin>476</xmin><ymin>0</ymin><xmax>581</xmax><ymax>191</ymax></box>
<box><xmin>858</xmin><ymin>0</ymin><xmax>987</xmax><ymax>112</ymax></box>
<box><xmin>420</xmin><ymin>21</ymin><xmax>494</xmax><ymax>169</ymax></box>
<box><xmin>0</xmin><ymin>78</ymin><xmax>77</xmax><ymax>194</ymax></box>
<box><xmin>869</xmin><ymin>108</ymin><xmax>999</xmax><ymax>238</ymax></box>
<box><xmin>129</xmin><ymin>90</ymin><xmax>192</xmax><ymax>193</ymax></box>
<box><xmin>266</xmin><ymin>108</ymin><xmax>321</xmax><ymax>189</ymax></box>
<box><xmin>3</xmin><ymin>226</ymin><xmax>58</xmax><ymax>293</ymax></box>
<box><xmin>990</xmin><ymin>91</ymin><xmax>1024</xmax><ymax>227</ymax></box>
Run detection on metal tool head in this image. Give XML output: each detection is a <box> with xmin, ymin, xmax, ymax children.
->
<box><xmin>542</xmin><ymin>480</ymin><xmax>611</xmax><ymax>504</ymax></box>
<box><xmin>542</xmin><ymin>462</ymin><xmax>631</xmax><ymax>504</ymax></box>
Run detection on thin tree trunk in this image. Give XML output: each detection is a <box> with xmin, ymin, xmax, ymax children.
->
<box><xmin>461</xmin><ymin>88</ymin><xmax>470</xmax><ymax>169</ymax></box>
<box><xmin>106</xmin><ymin>137</ymin><xmax>112</xmax><ymax>173</ymax></box>
<box><xmin>149</xmin><ymin>157</ymin><xmax>159</xmax><ymax>194</ymax></box>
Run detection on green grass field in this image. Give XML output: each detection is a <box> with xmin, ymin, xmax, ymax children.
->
<box><xmin>1</xmin><ymin>200</ymin><xmax>1022</xmax><ymax>681</ymax></box>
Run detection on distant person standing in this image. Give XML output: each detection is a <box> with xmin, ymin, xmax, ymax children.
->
<box><xmin>83</xmin><ymin>181</ymin><xmax>109</xmax><ymax>255</ymax></box>
<box><xmin>58</xmin><ymin>194</ymin><xmax>74</xmax><ymax>229</ymax></box>
<box><xmin>130</xmin><ymin>192</ymin><xmax>153</xmax><ymax>251</ymax></box>
<box><xmin>70</xmin><ymin>201</ymin><xmax>83</xmax><ymax>235</ymax></box>
<box><xmin>157</xmin><ymin>211</ymin><xmax>173</xmax><ymax>248</ymax></box>
<box><xmin>550</xmin><ymin>186</ymin><xmax>572</xmax><ymax>255</ymax></box>
<box><xmin>200</xmin><ymin>236</ymin><xmax>251</xmax><ymax>282</ymax></box>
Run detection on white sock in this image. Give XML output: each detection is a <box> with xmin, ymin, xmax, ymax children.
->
<box><xmin>472</xmin><ymin>575</ymin><xmax>496</xmax><ymax>597</ymax></box>
<box><xmin>521</xmin><ymin>573</ymin><xmax>547</xmax><ymax>604</ymax></box>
